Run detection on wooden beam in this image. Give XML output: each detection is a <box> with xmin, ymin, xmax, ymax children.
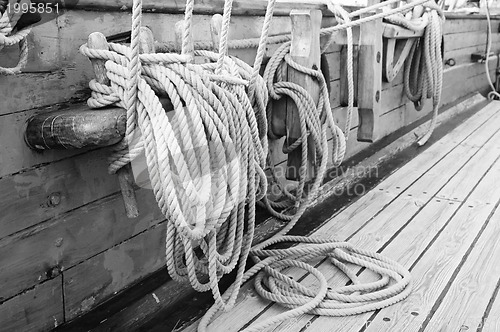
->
<box><xmin>286</xmin><ymin>9</ymin><xmax>322</xmax><ymax>181</ymax></box>
<box><xmin>53</xmin><ymin>0</ymin><xmax>334</xmax><ymax>16</ymax></box>
<box><xmin>382</xmin><ymin>23</ymin><xmax>425</xmax><ymax>39</ymax></box>
<box><xmin>89</xmin><ymin>31</ymin><xmax>140</xmax><ymax>219</ymax></box>
<box><xmin>340</xmin><ymin>45</ymin><xmax>359</xmax><ymax>107</ymax></box>
<box><xmin>25</xmin><ymin>107</ymin><xmax>126</xmax><ymax>150</ymax></box>
<box><xmin>356</xmin><ymin>4</ymin><xmax>383</xmax><ymax>142</ymax></box>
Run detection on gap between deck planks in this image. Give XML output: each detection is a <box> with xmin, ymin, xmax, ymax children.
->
<box><xmin>180</xmin><ymin>100</ymin><xmax>500</xmax><ymax>332</ymax></box>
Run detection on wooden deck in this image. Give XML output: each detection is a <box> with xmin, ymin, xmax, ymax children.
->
<box><xmin>183</xmin><ymin>100</ymin><xmax>500</xmax><ymax>332</ymax></box>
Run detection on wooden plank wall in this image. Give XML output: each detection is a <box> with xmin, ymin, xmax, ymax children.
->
<box><xmin>0</xmin><ymin>6</ymin><xmax>499</xmax><ymax>330</ymax></box>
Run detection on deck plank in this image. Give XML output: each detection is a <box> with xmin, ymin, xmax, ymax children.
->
<box><xmin>362</xmin><ymin>158</ymin><xmax>500</xmax><ymax>332</ymax></box>
<box><xmin>182</xmin><ymin>102</ymin><xmax>500</xmax><ymax>331</ymax></box>
<box><xmin>257</xmin><ymin>108</ymin><xmax>500</xmax><ymax>332</ymax></box>
<box><xmin>305</xmin><ymin>119</ymin><xmax>500</xmax><ymax>332</ymax></box>
<box><xmin>422</xmin><ymin>204</ymin><xmax>500</xmax><ymax>331</ymax></box>
<box><xmin>480</xmin><ymin>264</ymin><xmax>500</xmax><ymax>331</ymax></box>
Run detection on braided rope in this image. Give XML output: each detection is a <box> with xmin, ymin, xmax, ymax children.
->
<box><xmin>78</xmin><ymin>1</ymin><xmax>446</xmax><ymax>331</ymax></box>
<box><xmin>0</xmin><ymin>2</ymin><xmax>32</xmax><ymax>75</ymax></box>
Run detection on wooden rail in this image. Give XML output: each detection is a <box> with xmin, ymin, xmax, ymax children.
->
<box><xmin>54</xmin><ymin>0</ymin><xmax>334</xmax><ymax>16</ymax></box>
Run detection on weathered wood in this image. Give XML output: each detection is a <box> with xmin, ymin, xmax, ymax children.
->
<box><xmin>24</xmin><ymin>108</ymin><xmax>126</xmax><ymax>150</ymax></box>
<box><xmin>182</xmin><ymin>97</ymin><xmax>498</xmax><ymax>332</ymax></box>
<box><xmin>260</xmin><ymin>112</ymin><xmax>500</xmax><ymax>332</ymax></box>
<box><xmin>0</xmin><ymin>277</ymin><xmax>64</xmax><ymax>332</ymax></box>
<box><xmin>364</xmin><ymin>162</ymin><xmax>500</xmax><ymax>331</ymax></box>
<box><xmin>383</xmin><ymin>37</ymin><xmax>418</xmax><ymax>82</ymax></box>
<box><xmin>340</xmin><ymin>45</ymin><xmax>359</xmax><ymax>107</ymax></box>
<box><xmin>444</xmin><ymin>30</ymin><xmax>500</xmax><ymax>52</ymax></box>
<box><xmin>484</xmin><ymin>274</ymin><xmax>500</xmax><ymax>330</ymax></box>
<box><xmin>286</xmin><ymin>9</ymin><xmax>322</xmax><ymax>180</ymax></box>
<box><xmin>382</xmin><ymin>22</ymin><xmax>425</xmax><ymax>39</ymax></box>
<box><xmin>210</xmin><ymin>14</ymin><xmax>224</xmax><ymax>52</ymax></box>
<box><xmin>0</xmin><ymin>148</ymin><xmax>119</xmax><ymax>240</ymax></box>
<box><xmin>0</xmin><ymin>109</ymin><xmax>84</xmax><ymax>179</ymax></box>
<box><xmin>356</xmin><ymin>5</ymin><xmax>383</xmax><ymax>142</ymax></box>
<box><xmin>423</xmin><ymin>205</ymin><xmax>500</xmax><ymax>331</ymax></box>
<box><xmin>0</xmin><ymin>11</ymin><xmax>304</xmax><ymax>115</ymax></box>
<box><xmin>55</xmin><ymin>0</ymin><xmax>332</xmax><ymax>16</ymax></box>
<box><xmin>0</xmin><ymin>188</ymin><xmax>163</xmax><ymax>303</ymax></box>
<box><xmin>63</xmin><ymin>221</ymin><xmax>168</xmax><ymax>320</ymax></box>
<box><xmin>87</xmin><ymin>31</ymin><xmax>140</xmax><ymax>219</ymax></box>
<box><xmin>64</xmin><ymin>269</ymin><xmax>196</xmax><ymax>330</ymax></box>
<box><xmin>238</xmin><ymin>102</ymin><xmax>500</xmax><ymax>332</ymax></box>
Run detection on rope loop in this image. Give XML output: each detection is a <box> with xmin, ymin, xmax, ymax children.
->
<box><xmin>0</xmin><ymin>3</ymin><xmax>33</xmax><ymax>75</ymax></box>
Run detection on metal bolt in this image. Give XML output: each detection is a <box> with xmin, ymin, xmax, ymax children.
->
<box><xmin>46</xmin><ymin>265</ymin><xmax>62</xmax><ymax>279</ymax></box>
<box><xmin>445</xmin><ymin>58</ymin><xmax>456</xmax><ymax>67</ymax></box>
<box><xmin>375</xmin><ymin>90</ymin><xmax>380</xmax><ymax>102</ymax></box>
<box><xmin>48</xmin><ymin>192</ymin><xmax>61</xmax><ymax>207</ymax></box>
<box><xmin>377</xmin><ymin>51</ymin><xmax>381</xmax><ymax>63</ymax></box>
<box><xmin>54</xmin><ymin>237</ymin><xmax>63</xmax><ymax>247</ymax></box>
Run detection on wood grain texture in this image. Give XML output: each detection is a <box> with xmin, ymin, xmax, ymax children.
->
<box><xmin>357</xmin><ymin>9</ymin><xmax>383</xmax><ymax>142</ymax></box>
<box><xmin>183</xmin><ymin>101</ymin><xmax>500</xmax><ymax>332</ymax></box>
<box><xmin>63</xmin><ymin>222</ymin><xmax>168</xmax><ymax>320</ymax></box>
<box><xmin>0</xmin><ymin>188</ymin><xmax>163</xmax><ymax>302</ymax></box>
<box><xmin>55</xmin><ymin>0</ymin><xmax>330</xmax><ymax>16</ymax></box>
<box><xmin>482</xmin><ymin>269</ymin><xmax>500</xmax><ymax>331</ymax></box>
<box><xmin>423</xmin><ymin>201</ymin><xmax>500</xmax><ymax>332</ymax></box>
<box><xmin>0</xmin><ymin>107</ymin><xmax>84</xmax><ymax>179</ymax></box>
<box><xmin>24</xmin><ymin>108</ymin><xmax>126</xmax><ymax>150</ymax></box>
<box><xmin>0</xmin><ymin>148</ymin><xmax>119</xmax><ymax>240</ymax></box>
<box><xmin>0</xmin><ymin>277</ymin><xmax>64</xmax><ymax>332</ymax></box>
<box><xmin>444</xmin><ymin>31</ymin><xmax>500</xmax><ymax>52</ymax></box>
<box><xmin>286</xmin><ymin>9</ymin><xmax>322</xmax><ymax>180</ymax></box>
<box><xmin>0</xmin><ymin>11</ymin><xmax>301</xmax><ymax>115</ymax></box>
<box><xmin>364</xmin><ymin>158</ymin><xmax>500</xmax><ymax>331</ymax></box>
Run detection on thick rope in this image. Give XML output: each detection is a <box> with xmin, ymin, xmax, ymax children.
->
<box><xmin>78</xmin><ymin>1</ymin><xmax>446</xmax><ymax>331</ymax></box>
<box><xmin>0</xmin><ymin>1</ymin><xmax>32</xmax><ymax>75</ymax></box>
<box><xmin>402</xmin><ymin>7</ymin><xmax>444</xmax><ymax>145</ymax></box>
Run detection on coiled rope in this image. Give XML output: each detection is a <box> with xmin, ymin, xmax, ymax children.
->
<box><xmin>396</xmin><ymin>3</ymin><xmax>445</xmax><ymax>146</ymax></box>
<box><xmin>0</xmin><ymin>0</ymin><xmax>32</xmax><ymax>75</ymax></box>
<box><xmin>79</xmin><ymin>0</ymin><xmax>444</xmax><ymax>331</ymax></box>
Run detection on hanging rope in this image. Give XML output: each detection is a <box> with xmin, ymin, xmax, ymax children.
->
<box><xmin>402</xmin><ymin>5</ymin><xmax>444</xmax><ymax>145</ymax></box>
<box><xmin>0</xmin><ymin>0</ymin><xmax>33</xmax><ymax>75</ymax></box>
<box><xmin>81</xmin><ymin>0</ymin><xmax>272</xmax><ymax>315</ymax></box>
<box><xmin>79</xmin><ymin>0</ymin><xmax>445</xmax><ymax>331</ymax></box>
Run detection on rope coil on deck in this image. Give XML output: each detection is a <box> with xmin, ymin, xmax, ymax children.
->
<box><xmin>0</xmin><ymin>0</ymin><xmax>33</xmax><ymax>75</ymax></box>
<box><xmin>79</xmin><ymin>0</ymin><xmax>444</xmax><ymax>330</ymax></box>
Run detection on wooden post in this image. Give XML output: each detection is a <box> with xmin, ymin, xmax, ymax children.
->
<box><xmin>210</xmin><ymin>14</ymin><xmax>224</xmax><ymax>52</ymax></box>
<box><xmin>175</xmin><ymin>20</ymin><xmax>194</xmax><ymax>59</ymax></box>
<box><xmin>286</xmin><ymin>9</ymin><xmax>322</xmax><ymax>181</ymax></box>
<box><xmin>340</xmin><ymin>45</ymin><xmax>359</xmax><ymax>107</ymax></box>
<box><xmin>357</xmin><ymin>4</ymin><xmax>383</xmax><ymax>142</ymax></box>
<box><xmin>88</xmin><ymin>32</ymin><xmax>139</xmax><ymax>218</ymax></box>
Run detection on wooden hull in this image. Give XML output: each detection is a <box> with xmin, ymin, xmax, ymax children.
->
<box><xmin>0</xmin><ymin>4</ymin><xmax>499</xmax><ymax>331</ymax></box>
